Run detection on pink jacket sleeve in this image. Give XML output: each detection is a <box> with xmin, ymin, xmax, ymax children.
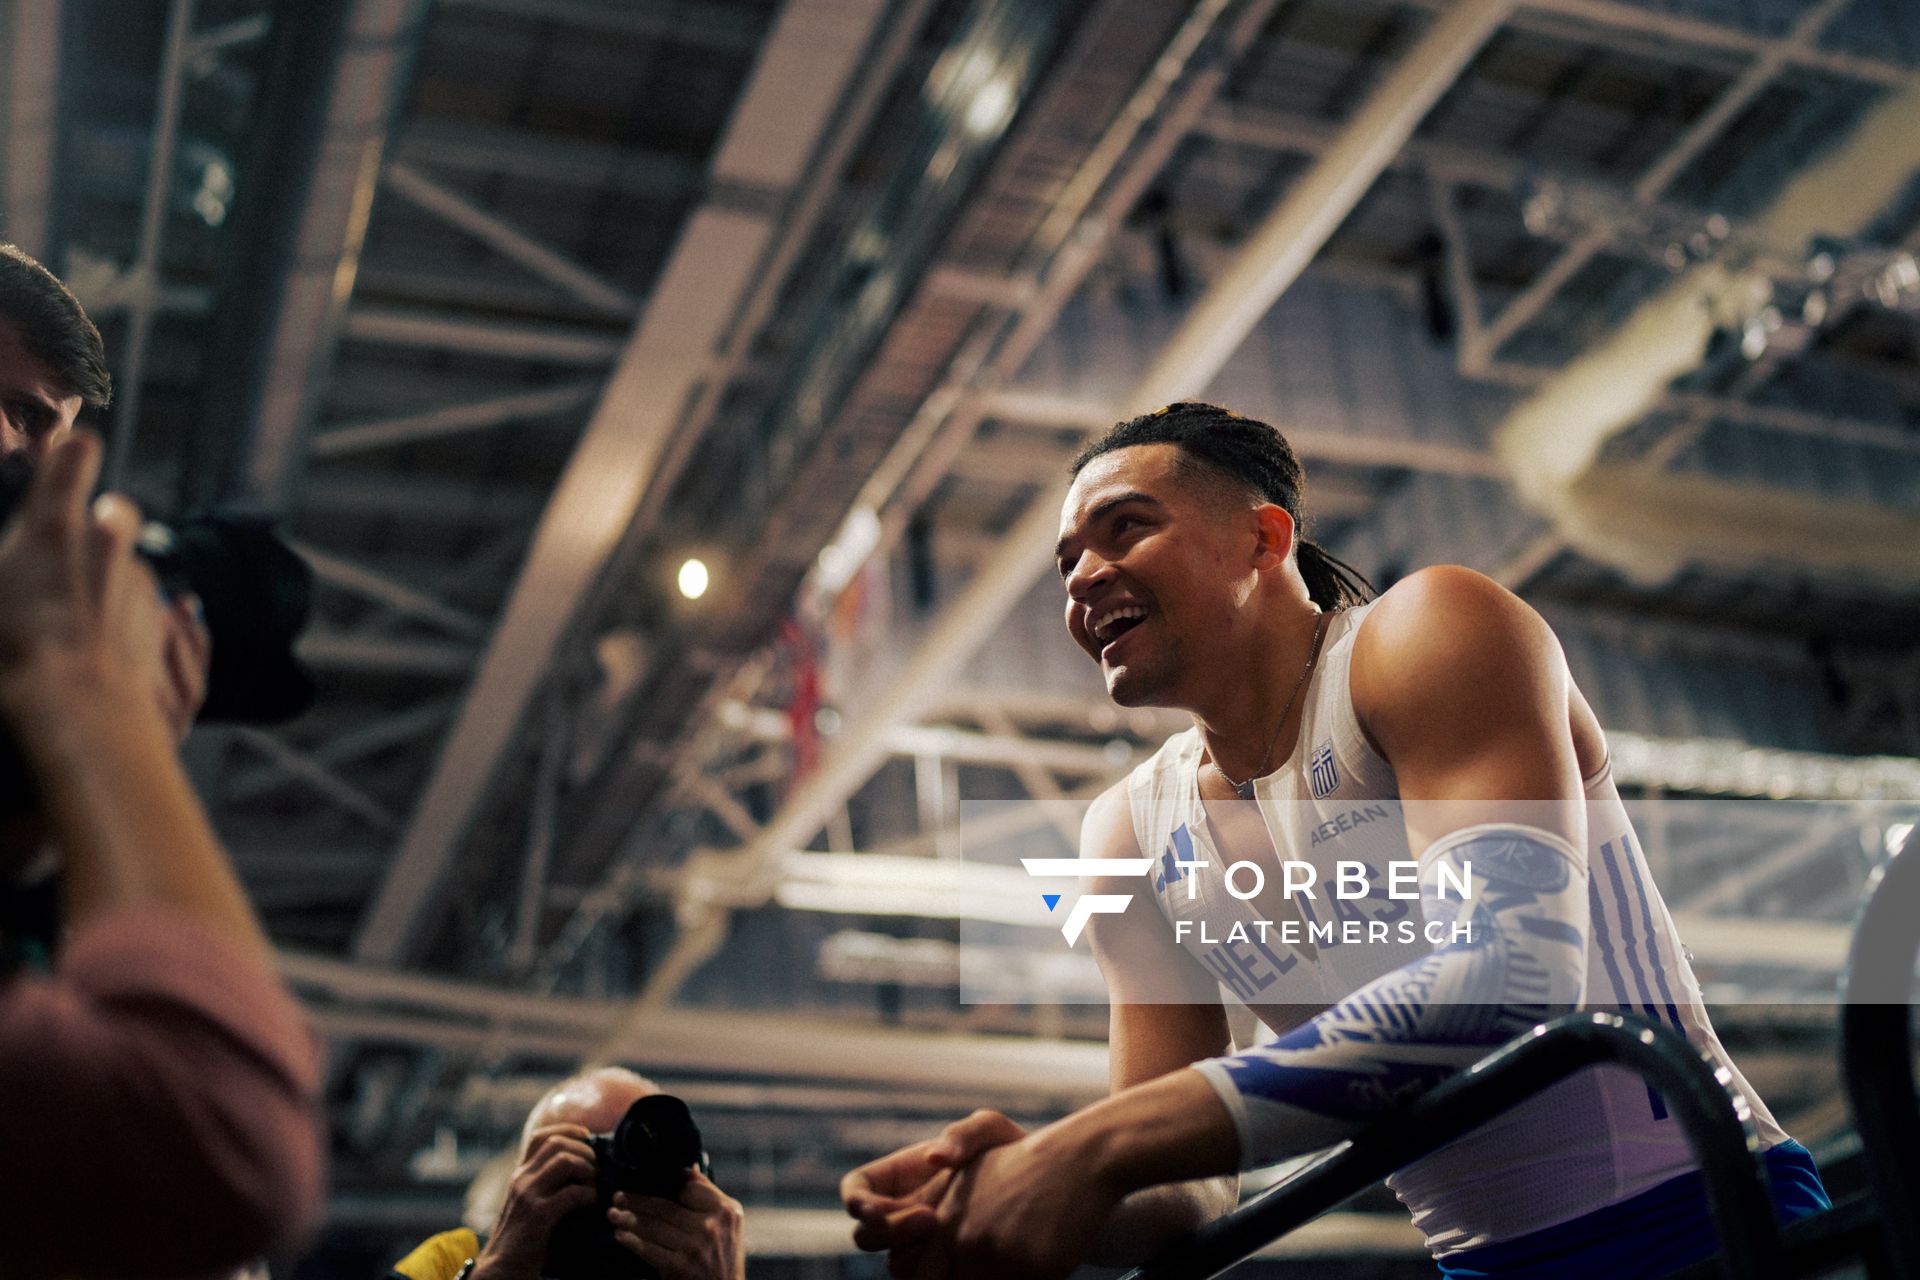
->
<box><xmin>0</xmin><ymin>907</ymin><xmax>325</xmax><ymax>1278</ymax></box>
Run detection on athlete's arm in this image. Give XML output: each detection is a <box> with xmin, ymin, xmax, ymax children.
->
<box><xmin>1081</xmin><ymin>781</ymin><xmax>1238</xmax><ymax>1263</ymax></box>
<box><xmin>1351</xmin><ymin>564</ymin><xmax>1586</xmax><ymax>845</ymax></box>
<box><xmin>1187</xmin><ymin>566</ymin><xmax>1591</xmax><ymax>1166</ymax></box>
<box><xmin>903</xmin><ymin>570</ymin><xmax>1595</xmax><ymax>1279</ymax></box>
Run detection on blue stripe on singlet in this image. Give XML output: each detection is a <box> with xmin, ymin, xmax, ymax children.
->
<box><xmin>1621</xmin><ymin>831</ymin><xmax>1685</xmax><ymax>1030</ymax></box>
<box><xmin>1602</xmin><ymin>839</ymin><xmax>1670</xmax><ymax>1031</ymax></box>
<box><xmin>1593</xmin><ymin>838</ymin><xmax>1671</xmax><ymax>1120</ymax></box>
<box><xmin>1586</xmin><ymin>842</ymin><xmax>1634</xmax><ymax>1008</ymax></box>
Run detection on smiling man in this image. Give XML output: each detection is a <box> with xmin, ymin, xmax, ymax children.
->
<box><xmin>843</xmin><ymin>403</ymin><xmax>1827</xmax><ymax>1279</ymax></box>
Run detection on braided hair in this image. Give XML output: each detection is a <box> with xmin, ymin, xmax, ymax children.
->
<box><xmin>1069</xmin><ymin>402</ymin><xmax>1375</xmax><ymax>609</ymax></box>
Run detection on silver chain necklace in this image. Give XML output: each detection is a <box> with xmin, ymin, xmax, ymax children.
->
<box><xmin>1211</xmin><ymin>609</ymin><xmax>1332</xmax><ymax>801</ymax></box>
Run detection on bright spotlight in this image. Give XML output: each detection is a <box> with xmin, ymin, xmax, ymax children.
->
<box><xmin>965</xmin><ymin>76</ymin><xmax>1015</xmax><ymax>137</ymax></box>
<box><xmin>677</xmin><ymin>558</ymin><xmax>710</xmax><ymax>600</ymax></box>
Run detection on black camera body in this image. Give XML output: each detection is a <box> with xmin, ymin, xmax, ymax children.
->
<box><xmin>542</xmin><ymin>1094</ymin><xmax>710</xmax><ymax>1280</ymax></box>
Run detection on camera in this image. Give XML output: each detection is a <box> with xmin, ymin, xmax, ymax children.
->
<box><xmin>542</xmin><ymin>1094</ymin><xmax>710</xmax><ymax>1280</ymax></box>
<box><xmin>0</xmin><ymin>459</ymin><xmax>316</xmax><ymax>814</ymax></box>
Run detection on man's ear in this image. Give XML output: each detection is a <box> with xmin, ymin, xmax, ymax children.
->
<box><xmin>1250</xmin><ymin>503</ymin><xmax>1296</xmax><ymax>569</ymax></box>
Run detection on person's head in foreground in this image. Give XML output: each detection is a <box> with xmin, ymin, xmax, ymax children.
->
<box><xmin>0</xmin><ymin>243</ymin><xmax>109</xmax><ymax>473</ymax></box>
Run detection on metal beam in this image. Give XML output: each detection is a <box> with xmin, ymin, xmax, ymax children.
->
<box><xmin>506</xmin><ymin>694</ymin><xmax>568</xmax><ymax>975</ymax></box>
<box><xmin>295</xmin><ymin>541</ymin><xmax>490</xmax><ymax>640</ymax></box>
<box><xmin>892</xmin><ymin>724</ymin><xmax>1133</xmax><ymax>775</ymax></box>
<box><xmin>975</xmin><ymin>706</ymin><xmax>1086</xmax><ymax>850</ymax></box>
<box><xmin>1427</xmin><ymin>174</ymin><xmax>1484</xmax><ymax>350</ymax></box>
<box><xmin>1493</xmin><ymin>71</ymin><xmax>1920</xmax><ymax>588</ymax></box>
<box><xmin>2</xmin><ymin>0</ymin><xmax>60</xmax><ymax>259</ymax></box>
<box><xmin>206</xmin><ymin>0</ymin><xmax>429</xmax><ymax>510</ymax></box>
<box><xmin>341</xmin><ymin>305</ymin><xmax>624</xmax><ymax>363</ymax></box>
<box><xmin>1485</xmin><ymin>364</ymin><xmax>1920</xmax><ymax>458</ymax></box>
<box><xmin>432</xmin><ymin>0</ymin><xmax>766</xmax><ymax>55</ymax></box>
<box><xmin>1607</xmin><ymin>731</ymin><xmax>1920</xmax><ymax>803</ymax></box>
<box><xmin>536</xmin><ymin>7</ymin><xmax>1283</xmax><ymax>993</ymax></box>
<box><xmin>308</xmin><ymin>381</ymin><xmax>600</xmax><ymax>457</ymax></box>
<box><xmin>392</xmin><ymin>117</ymin><xmax>704</xmax><ymax>196</ymax></box>
<box><xmin>299</xmin><ymin>470</ymin><xmax>549</xmax><ymax>525</ymax></box>
<box><xmin>382</xmin><ymin>161</ymin><xmax>638</xmax><ymax>316</ymax></box>
<box><xmin>1462</xmin><ymin>0</ymin><xmax>1852</xmax><ymax>372</ymax></box>
<box><xmin>721</xmin><ymin>699</ymin><xmax>1147</xmax><ymax>775</ymax></box>
<box><xmin>228</xmin><ymin>727</ymin><xmax>400</xmax><ymax>830</ymax></box>
<box><xmin>297</xmin><ymin>630</ymin><xmax>477</xmax><ymax>678</ymax></box>
<box><xmin>1665</xmin><ymin>913</ymin><xmax>1849</xmax><ymax>975</ymax></box>
<box><xmin>284</xmin><ymin>949</ymin><xmax>1111</xmax><ymax>1097</ymax></box>
<box><xmin>354</xmin><ymin>0</ymin><xmax>895</xmax><ymax>965</ymax></box>
<box><xmin>229</xmin><ymin>845</ymin><xmax>387</xmax><ymax>883</ymax></box>
<box><xmin>1199</xmin><ymin>102</ymin><xmax>1574</xmax><ymax>201</ymax></box>
<box><xmin>225</xmin><ymin>699</ymin><xmax>454</xmax><ymax>801</ymax></box>
<box><xmin>846</xmin><ymin>0</ymin><xmax>1282</xmax><ymax>559</ymax></box>
<box><xmin>104</xmin><ymin>0</ymin><xmax>197</xmax><ymax>490</ymax></box>
<box><xmin>184</xmin><ymin>12</ymin><xmax>270</xmax><ymax>60</ymax></box>
<box><xmin>1508</xmin><ymin>0</ymin><xmax>1906</xmax><ymax>87</ymax></box>
<box><xmin>628</xmin><ymin>0</ymin><xmax>1520</xmax><ymax>1022</ymax></box>
<box><xmin>623</xmin><ymin>0</ymin><xmax>954</xmax><ymax>544</ymax></box>
<box><xmin>978</xmin><ymin>386</ymin><xmax>1506</xmax><ymax>477</ymax></box>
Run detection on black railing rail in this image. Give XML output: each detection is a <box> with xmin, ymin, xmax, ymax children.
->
<box><xmin>1119</xmin><ymin>1012</ymin><xmax>1781</xmax><ymax>1280</ymax></box>
<box><xmin>1841</xmin><ymin>832</ymin><xmax>1920</xmax><ymax>1279</ymax></box>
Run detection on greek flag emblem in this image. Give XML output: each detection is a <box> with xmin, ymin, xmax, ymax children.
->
<box><xmin>1309</xmin><ymin>741</ymin><xmax>1339</xmax><ymax>798</ymax></box>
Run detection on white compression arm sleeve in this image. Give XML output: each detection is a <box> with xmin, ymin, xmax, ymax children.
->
<box><xmin>1190</xmin><ymin>824</ymin><xmax>1589</xmax><ymax>1168</ymax></box>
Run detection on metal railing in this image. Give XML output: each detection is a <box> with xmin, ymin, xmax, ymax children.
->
<box><xmin>1842</xmin><ymin>832</ymin><xmax>1920</xmax><ymax>1279</ymax></box>
<box><xmin>1119</xmin><ymin>1011</ymin><xmax>1780</xmax><ymax>1280</ymax></box>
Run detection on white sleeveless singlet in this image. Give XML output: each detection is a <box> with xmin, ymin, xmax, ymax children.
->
<box><xmin>1124</xmin><ymin>601</ymin><xmax>1789</xmax><ymax>1255</ymax></box>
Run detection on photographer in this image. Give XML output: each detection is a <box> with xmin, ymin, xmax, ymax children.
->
<box><xmin>0</xmin><ymin>253</ymin><xmax>324</xmax><ymax>1274</ymax></box>
<box><xmin>0</xmin><ymin>243</ymin><xmax>209</xmax><ymax>741</ymax></box>
<box><xmin>391</xmin><ymin>1068</ymin><xmax>743</xmax><ymax>1280</ymax></box>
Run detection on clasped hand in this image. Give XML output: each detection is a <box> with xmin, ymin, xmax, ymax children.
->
<box><xmin>840</xmin><ymin>1110</ymin><xmax>1122</xmax><ymax>1280</ymax></box>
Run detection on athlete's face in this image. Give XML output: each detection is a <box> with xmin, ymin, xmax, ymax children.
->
<box><xmin>1057</xmin><ymin>443</ymin><xmax>1252</xmax><ymax>707</ymax></box>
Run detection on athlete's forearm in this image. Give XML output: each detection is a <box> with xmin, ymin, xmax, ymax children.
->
<box><xmin>1197</xmin><ymin>823</ymin><xmax>1589</xmax><ymax>1169</ymax></box>
<box><xmin>1092</xmin><ymin>1176</ymin><xmax>1239</xmax><ymax>1266</ymax></box>
<box><xmin>1035</xmin><ymin>1066</ymin><xmax>1241</xmax><ymax>1198</ymax></box>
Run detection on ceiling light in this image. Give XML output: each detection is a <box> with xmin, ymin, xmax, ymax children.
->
<box><xmin>677</xmin><ymin>558</ymin><xmax>710</xmax><ymax>600</ymax></box>
<box><xmin>965</xmin><ymin>75</ymin><xmax>1015</xmax><ymax>137</ymax></box>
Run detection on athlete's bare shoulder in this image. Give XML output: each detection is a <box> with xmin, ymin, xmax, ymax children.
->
<box><xmin>1351</xmin><ymin>565</ymin><xmax>1557</xmax><ymax>691</ymax></box>
<box><xmin>1348</xmin><ymin>566</ymin><xmax>1578</xmax><ymax>795</ymax></box>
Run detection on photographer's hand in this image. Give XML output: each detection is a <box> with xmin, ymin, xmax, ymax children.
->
<box><xmin>159</xmin><ymin>593</ymin><xmax>210</xmax><ymax>742</ymax></box>
<box><xmin>0</xmin><ymin>431</ymin><xmax>267</xmax><ymax>959</ymax></box>
<box><xmin>609</xmin><ymin>1170</ymin><xmax>745</xmax><ymax>1280</ymax></box>
<box><xmin>473</xmin><ymin>1124</ymin><xmax>599</xmax><ymax>1280</ymax></box>
<box><xmin>0</xmin><ymin>430</ymin><xmax>324</xmax><ymax>1272</ymax></box>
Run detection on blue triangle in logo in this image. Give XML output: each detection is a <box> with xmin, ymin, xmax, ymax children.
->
<box><xmin>1042</xmin><ymin>894</ymin><xmax>1061</xmax><ymax>911</ymax></box>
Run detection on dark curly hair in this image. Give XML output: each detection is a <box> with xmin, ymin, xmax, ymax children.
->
<box><xmin>0</xmin><ymin>243</ymin><xmax>112</xmax><ymax>410</ymax></box>
<box><xmin>1070</xmin><ymin>401</ymin><xmax>1374</xmax><ymax>609</ymax></box>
